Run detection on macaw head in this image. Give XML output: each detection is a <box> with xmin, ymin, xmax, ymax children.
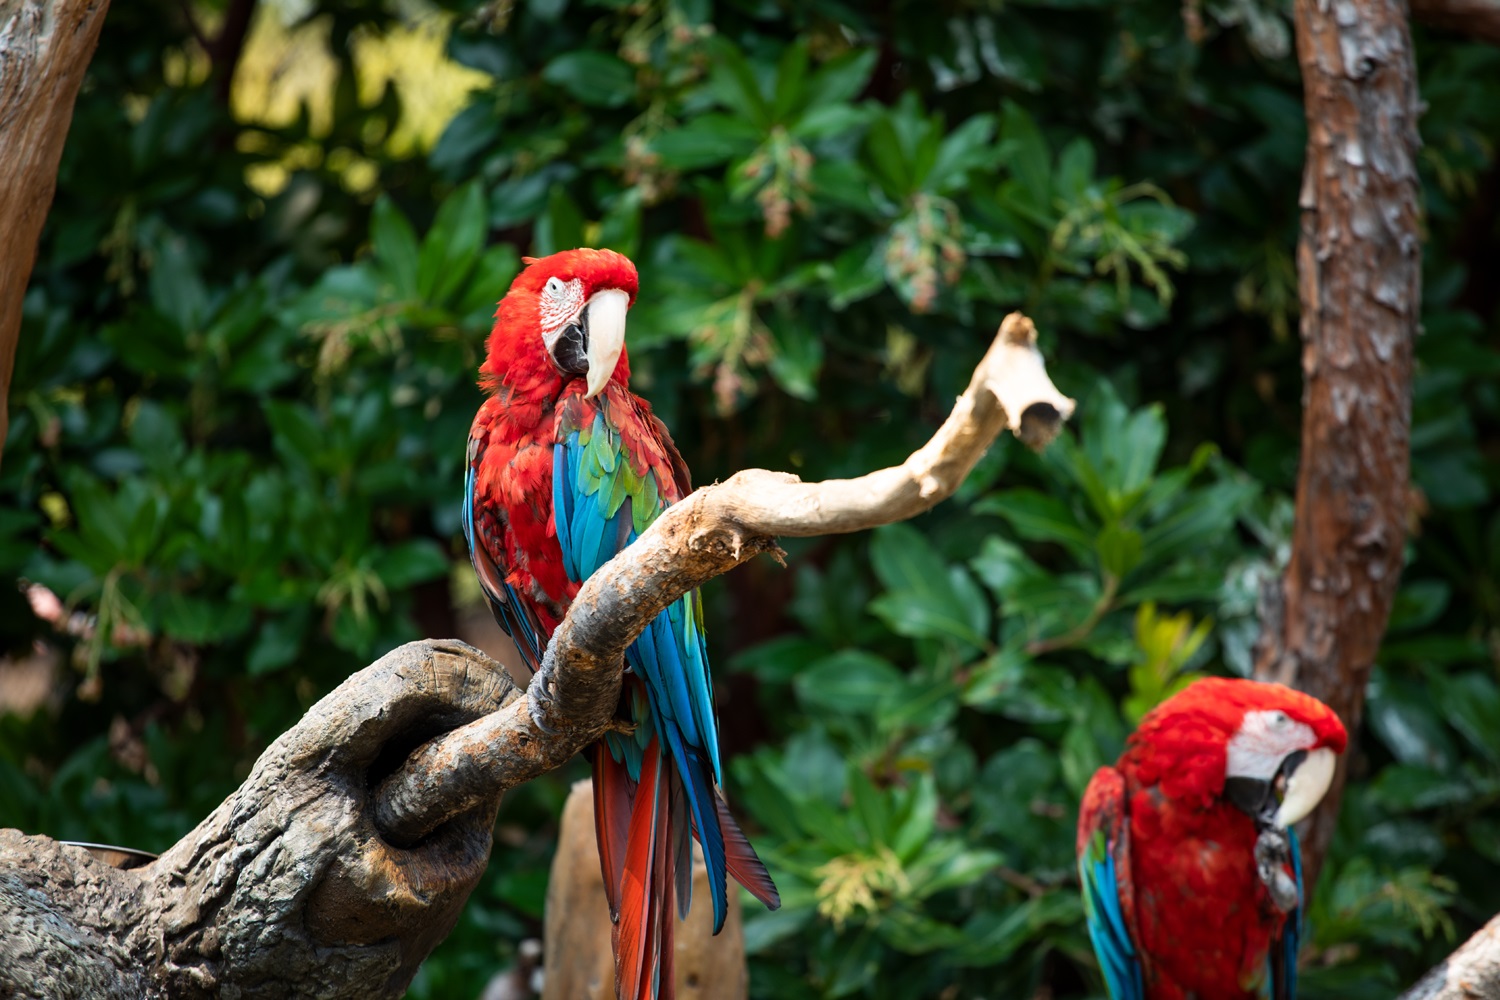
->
<box><xmin>480</xmin><ymin>248</ymin><xmax>639</xmax><ymax>399</ymax></box>
<box><xmin>1127</xmin><ymin>677</ymin><xmax>1348</xmax><ymax>830</ymax></box>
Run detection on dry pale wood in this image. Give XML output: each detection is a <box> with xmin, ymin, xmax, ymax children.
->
<box><xmin>541</xmin><ymin>782</ymin><xmax>745</xmax><ymax>1000</ymax></box>
<box><xmin>375</xmin><ymin>312</ymin><xmax>1074</xmax><ymax>845</ymax></box>
<box><xmin>0</xmin><ymin>0</ymin><xmax>111</xmax><ymax>471</ymax></box>
<box><xmin>1253</xmin><ymin>0</ymin><xmax>1422</xmax><ymax>893</ymax></box>
<box><xmin>1397</xmin><ymin>914</ymin><xmax>1500</xmax><ymax>1000</ymax></box>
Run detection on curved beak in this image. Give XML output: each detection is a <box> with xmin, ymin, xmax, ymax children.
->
<box><xmin>1274</xmin><ymin>746</ymin><xmax>1337</xmax><ymax>828</ymax></box>
<box><xmin>583</xmin><ymin>288</ymin><xmax>629</xmax><ymax>399</ymax></box>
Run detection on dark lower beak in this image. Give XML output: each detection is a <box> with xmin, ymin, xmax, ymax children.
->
<box><xmin>1225</xmin><ymin>749</ymin><xmax>1309</xmax><ymax>829</ymax></box>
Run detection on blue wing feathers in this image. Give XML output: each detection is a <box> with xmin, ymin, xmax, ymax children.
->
<box><xmin>554</xmin><ymin>396</ymin><xmax>732</xmax><ymax>934</ymax></box>
<box><xmin>1087</xmin><ymin>850</ymin><xmax>1143</xmax><ymax>1000</ymax></box>
<box><xmin>553</xmin><ymin>441</ymin><xmax>577</xmax><ymax>580</ymax></box>
<box><xmin>1275</xmin><ymin>826</ymin><xmax>1304</xmax><ymax>1000</ymax></box>
<box><xmin>1079</xmin><ymin>782</ymin><xmax>1145</xmax><ymax>1000</ymax></box>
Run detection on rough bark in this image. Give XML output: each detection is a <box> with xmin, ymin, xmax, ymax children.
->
<box><xmin>0</xmin><ymin>313</ymin><xmax>1071</xmax><ymax>998</ymax></box>
<box><xmin>1410</xmin><ymin>0</ymin><xmax>1500</xmax><ymax>44</ymax></box>
<box><xmin>541</xmin><ymin>782</ymin><xmax>746</xmax><ymax>1000</ymax></box>
<box><xmin>1</xmin><ymin>640</ymin><xmax>518</xmax><ymax>999</ymax></box>
<box><xmin>1253</xmin><ymin>0</ymin><xmax>1422</xmax><ymax>892</ymax></box>
<box><xmin>0</xmin><ymin>0</ymin><xmax>111</xmax><ymax>471</ymax></box>
<box><xmin>1396</xmin><ymin>915</ymin><xmax>1500</xmax><ymax>1000</ymax></box>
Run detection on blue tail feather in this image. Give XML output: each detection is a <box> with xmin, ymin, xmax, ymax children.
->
<box><xmin>660</xmin><ymin>722</ymin><xmax>728</xmax><ymax>934</ymax></box>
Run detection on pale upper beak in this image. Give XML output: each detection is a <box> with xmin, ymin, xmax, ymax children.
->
<box><xmin>1274</xmin><ymin>746</ymin><xmax>1337</xmax><ymax>828</ymax></box>
<box><xmin>583</xmin><ymin>288</ymin><xmax>629</xmax><ymax>399</ymax></box>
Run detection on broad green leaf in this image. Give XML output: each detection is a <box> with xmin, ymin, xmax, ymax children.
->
<box><xmin>869</xmin><ymin>523</ymin><xmax>951</xmax><ymax>599</ymax></box>
<box><xmin>374</xmin><ymin>540</ymin><xmax>449</xmax><ymax>589</ymax></box>
<box><xmin>1095</xmin><ymin>522</ymin><xmax>1143</xmax><ymax>578</ymax></box>
<box><xmin>1055</xmin><ymin>136</ymin><xmax>1096</xmax><ymax>200</ymax></box>
<box><xmin>651</xmin><ymin>115</ymin><xmax>762</xmax><ymax>170</ymax></box>
<box><xmin>803</xmin><ymin>48</ymin><xmax>878</xmax><ymax>108</ymax></box>
<box><xmin>771</xmin><ymin>39</ymin><xmax>810</xmax><ymax>122</ymax></box>
<box><xmin>888</xmin><ymin>773</ymin><xmax>938</xmax><ymax>863</ymax></box>
<box><xmin>974</xmin><ymin>489</ymin><xmax>1093</xmax><ymax>556</ymax></box>
<box><xmin>707</xmin><ymin>39</ymin><xmax>772</xmax><ymax>129</ymax></box>
<box><xmin>864</xmin><ymin>114</ymin><xmax>913</xmax><ymax>199</ymax></box>
<box><xmin>794</xmin><ymin>650</ymin><xmax>906</xmax><ymax>714</ymax></box>
<box><xmin>540</xmin><ymin>52</ymin><xmax>635</xmax><ymax>107</ymax></box>
<box><xmin>1000</xmin><ymin>100</ymin><xmax>1050</xmax><ymax>211</ymax></box>
<box><xmin>926</xmin><ymin>114</ymin><xmax>998</xmax><ymax>194</ymax></box>
<box><xmin>418</xmin><ymin>182</ymin><xmax>487</xmax><ymax>304</ymax></box>
<box><xmin>371</xmin><ymin>196</ymin><xmax>421</xmax><ymax>300</ymax></box>
<box><xmin>532</xmin><ymin>186</ymin><xmax>585</xmax><ymax>258</ymax></box>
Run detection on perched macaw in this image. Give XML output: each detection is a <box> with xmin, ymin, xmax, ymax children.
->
<box><xmin>463</xmin><ymin>248</ymin><xmax>780</xmax><ymax>1000</ymax></box>
<box><xmin>1077</xmin><ymin>677</ymin><xmax>1348</xmax><ymax>1000</ymax></box>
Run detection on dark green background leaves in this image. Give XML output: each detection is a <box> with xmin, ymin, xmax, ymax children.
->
<box><xmin>3</xmin><ymin>0</ymin><xmax>1499</xmax><ymax>997</ymax></box>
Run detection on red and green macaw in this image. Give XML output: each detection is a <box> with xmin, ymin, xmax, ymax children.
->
<box><xmin>1077</xmin><ymin>678</ymin><xmax>1348</xmax><ymax>1000</ymax></box>
<box><xmin>463</xmin><ymin>248</ymin><xmax>779</xmax><ymax>1000</ymax></box>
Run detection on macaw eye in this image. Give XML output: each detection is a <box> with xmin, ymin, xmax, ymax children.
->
<box><xmin>1270</xmin><ymin>711</ymin><xmax>1289</xmax><ymax>726</ymax></box>
<box><xmin>545</xmin><ymin>276</ymin><xmax>565</xmax><ymax>296</ymax></box>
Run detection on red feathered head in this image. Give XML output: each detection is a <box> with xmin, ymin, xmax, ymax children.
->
<box><xmin>1121</xmin><ymin>677</ymin><xmax>1347</xmax><ymax>826</ymax></box>
<box><xmin>480</xmin><ymin>248</ymin><xmax>640</xmax><ymax>398</ymax></box>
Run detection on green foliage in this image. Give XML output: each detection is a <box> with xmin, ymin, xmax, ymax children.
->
<box><xmin>3</xmin><ymin>0</ymin><xmax>1500</xmax><ymax>997</ymax></box>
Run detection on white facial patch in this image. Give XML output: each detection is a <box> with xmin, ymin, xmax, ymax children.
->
<box><xmin>1225</xmin><ymin>709</ymin><xmax>1316</xmax><ymax>781</ymax></box>
<box><xmin>539</xmin><ymin>275</ymin><xmax>586</xmax><ymax>350</ymax></box>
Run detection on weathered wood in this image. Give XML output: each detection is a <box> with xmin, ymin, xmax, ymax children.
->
<box><xmin>1396</xmin><ymin>914</ymin><xmax>1500</xmax><ymax>1000</ymax></box>
<box><xmin>1</xmin><ymin>640</ymin><xmax>518</xmax><ymax>1000</ymax></box>
<box><xmin>0</xmin><ymin>0</ymin><xmax>111</xmax><ymax>471</ymax></box>
<box><xmin>1253</xmin><ymin>0</ymin><xmax>1422</xmax><ymax>892</ymax></box>
<box><xmin>541</xmin><ymin>782</ymin><xmax>746</xmax><ymax>1000</ymax></box>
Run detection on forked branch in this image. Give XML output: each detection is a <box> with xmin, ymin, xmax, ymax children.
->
<box><xmin>374</xmin><ymin>312</ymin><xmax>1075</xmax><ymax>845</ymax></box>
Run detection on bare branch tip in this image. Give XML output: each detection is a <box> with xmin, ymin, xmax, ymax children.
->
<box><xmin>998</xmin><ymin>311</ymin><xmax>1038</xmax><ymax>346</ymax></box>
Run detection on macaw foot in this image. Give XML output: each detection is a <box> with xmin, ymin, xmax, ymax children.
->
<box><xmin>1254</xmin><ymin>827</ymin><xmax>1300</xmax><ymax>913</ymax></box>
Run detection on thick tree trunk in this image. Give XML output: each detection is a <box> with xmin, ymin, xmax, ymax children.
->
<box><xmin>0</xmin><ymin>0</ymin><xmax>110</xmax><ymax>471</ymax></box>
<box><xmin>1254</xmin><ymin>0</ymin><xmax>1422</xmax><ymax>891</ymax></box>
<box><xmin>0</xmin><ymin>315</ymin><xmax>1072</xmax><ymax>998</ymax></box>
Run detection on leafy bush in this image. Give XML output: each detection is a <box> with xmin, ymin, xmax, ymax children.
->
<box><xmin>3</xmin><ymin>1</ymin><xmax>1499</xmax><ymax>997</ymax></box>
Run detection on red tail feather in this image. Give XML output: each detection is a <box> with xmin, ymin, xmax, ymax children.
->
<box><xmin>715</xmin><ymin>792</ymin><xmax>781</xmax><ymax>911</ymax></box>
<box><xmin>593</xmin><ymin>745</ymin><xmax>634</xmax><ymax>920</ymax></box>
<box><xmin>612</xmin><ymin>741</ymin><xmax>684</xmax><ymax>1000</ymax></box>
<box><xmin>652</xmin><ymin>774</ymin><xmax>677</xmax><ymax>1000</ymax></box>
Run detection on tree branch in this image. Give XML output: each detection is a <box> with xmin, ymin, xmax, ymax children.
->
<box><xmin>0</xmin><ymin>0</ymin><xmax>111</xmax><ymax>473</ymax></box>
<box><xmin>1254</xmin><ymin>0</ymin><xmax>1422</xmax><ymax>892</ymax></box>
<box><xmin>376</xmin><ymin>311</ymin><xmax>1074</xmax><ymax>845</ymax></box>
<box><xmin>1396</xmin><ymin>915</ymin><xmax>1500</xmax><ymax>1000</ymax></box>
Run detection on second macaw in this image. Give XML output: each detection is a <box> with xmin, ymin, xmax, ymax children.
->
<box><xmin>1077</xmin><ymin>677</ymin><xmax>1348</xmax><ymax>1000</ymax></box>
<box><xmin>463</xmin><ymin>248</ymin><xmax>779</xmax><ymax>1000</ymax></box>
